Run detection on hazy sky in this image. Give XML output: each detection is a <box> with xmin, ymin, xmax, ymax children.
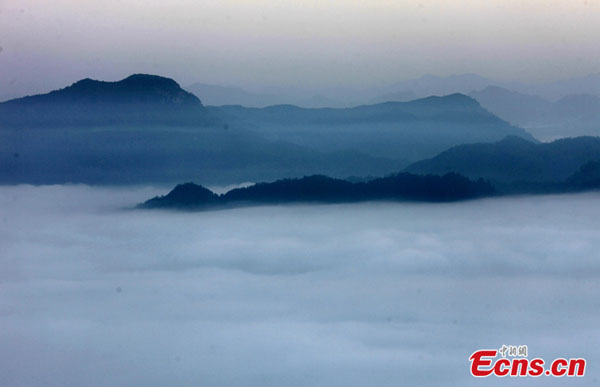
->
<box><xmin>1</xmin><ymin>0</ymin><xmax>599</xmax><ymax>98</ymax></box>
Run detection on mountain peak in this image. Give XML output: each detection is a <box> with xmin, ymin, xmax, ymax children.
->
<box><xmin>6</xmin><ymin>74</ymin><xmax>202</xmax><ymax>106</ymax></box>
<box><xmin>407</xmin><ymin>93</ymin><xmax>481</xmax><ymax>108</ymax></box>
<box><xmin>142</xmin><ymin>182</ymin><xmax>219</xmax><ymax>208</ymax></box>
<box><xmin>0</xmin><ymin>74</ymin><xmax>215</xmax><ymax>128</ymax></box>
<box><xmin>120</xmin><ymin>73</ymin><xmax>181</xmax><ymax>89</ymax></box>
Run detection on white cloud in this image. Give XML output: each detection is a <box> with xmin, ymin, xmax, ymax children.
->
<box><xmin>0</xmin><ymin>185</ymin><xmax>599</xmax><ymax>386</ymax></box>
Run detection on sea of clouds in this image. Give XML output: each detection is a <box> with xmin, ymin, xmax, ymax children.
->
<box><xmin>1</xmin><ymin>185</ymin><xmax>599</xmax><ymax>386</ymax></box>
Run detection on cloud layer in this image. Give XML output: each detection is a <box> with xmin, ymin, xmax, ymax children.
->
<box><xmin>1</xmin><ymin>185</ymin><xmax>599</xmax><ymax>386</ymax></box>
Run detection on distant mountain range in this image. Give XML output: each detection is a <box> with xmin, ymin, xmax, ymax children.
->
<box><xmin>469</xmin><ymin>86</ymin><xmax>600</xmax><ymax>139</ymax></box>
<box><xmin>4</xmin><ymin>73</ymin><xmax>599</xmax><ymax>191</ymax></box>
<box><xmin>368</xmin><ymin>90</ymin><xmax>418</xmax><ymax>105</ymax></box>
<box><xmin>5</xmin><ymin>71</ymin><xmax>597</xmax><ymax>142</ymax></box>
<box><xmin>525</xmin><ymin>73</ymin><xmax>600</xmax><ymax>101</ymax></box>
<box><xmin>185</xmin><ymin>83</ymin><xmax>286</xmax><ymax>108</ymax></box>
<box><xmin>184</xmin><ymin>73</ymin><xmax>600</xmax><ymax>141</ymax></box>
<box><xmin>469</xmin><ymin>86</ymin><xmax>552</xmax><ymax>126</ymax></box>
<box><xmin>140</xmin><ymin>173</ymin><xmax>495</xmax><ymax>210</ymax></box>
<box><xmin>5</xmin><ymin>72</ymin><xmax>600</xmax><ymax>108</ymax></box>
<box><xmin>212</xmin><ymin>93</ymin><xmax>535</xmax><ymax>161</ymax></box>
<box><xmin>0</xmin><ymin>74</ymin><xmax>410</xmax><ymax>184</ymax></box>
<box><xmin>184</xmin><ymin>74</ymin><xmax>504</xmax><ymax>109</ymax></box>
<box><xmin>373</xmin><ymin>73</ymin><xmax>600</xmax><ymax>102</ymax></box>
<box><xmin>185</xmin><ymin>73</ymin><xmax>600</xmax><ymax>109</ymax></box>
<box><xmin>381</xmin><ymin>74</ymin><xmax>497</xmax><ymax>100</ymax></box>
<box><xmin>0</xmin><ymin>74</ymin><xmax>538</xmax><ymax>185</ymax></box>
<box><xmin>185</xmin><ymin>83</ymin><xmax>347</xmax><ymax>108</ymax></box>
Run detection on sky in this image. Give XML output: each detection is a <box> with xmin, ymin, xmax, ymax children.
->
<box><xmin>1</xmin><ymin>185</ymin><xmax>599</xmax><ymax>386</ymax></box>
<box><xmin>0</xmin><ymin>0</ymin><xmax>599</xmax><ymax>99</ymax></box>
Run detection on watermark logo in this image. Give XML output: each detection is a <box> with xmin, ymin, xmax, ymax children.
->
<box><xmin>469</xmin><ymin>345</ymin><xmax>586</xmax><ymax>377</ymax></box>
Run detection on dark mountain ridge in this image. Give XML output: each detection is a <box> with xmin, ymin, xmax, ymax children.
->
<box><xmin>141</xmin><ymin>155</ymin><xmax>600</xmax><ymax>211</ymax></box>
<box><xmin>406</xmin><ymin>135</ymin><xmax>600</xmax><ymax>186</ymax></box>
<box><xmin>0</xmin><ymin>74</ymin><xmax>214</xmax><ymax>128</ymax></box>
<box><xmin>5</xmin><ymin>74</ymin><xmax>202</xmax><ymax>106</ymax></box>
<box><xmin>140</xmin><ymin>173</ymin><xmax>495</xmax><ymax>210</ymax></box>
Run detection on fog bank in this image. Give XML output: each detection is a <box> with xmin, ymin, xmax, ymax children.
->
<box><xmin>1</xmin><ymin>185</ymin><xmax>598</xmax><ymax>386</ymax></box>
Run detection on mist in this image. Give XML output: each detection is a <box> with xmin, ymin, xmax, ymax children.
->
<box><xmin>1</xmin><ymin>185</ymin><xmax>598</xmax><ymax>386</ymax></box>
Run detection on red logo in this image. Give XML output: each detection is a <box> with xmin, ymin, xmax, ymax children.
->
<box><xmin>469</xmin><ymin>346</ymin><xmax>585</xmax><ymax>377</ymax></box>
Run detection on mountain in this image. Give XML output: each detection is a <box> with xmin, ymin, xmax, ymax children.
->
<box><xmin>186</xmin><ymin>73</ymin><xmax>600</xmax><ymax>111</ymax></box>
<box><xmin>0</xmin><ymin>74</ymin><xmax>216</xmax><ymax>128</ymax></box>
<box><xmin>378</xmin><ymin>73</ymin><xmax>600</xmax><ymax>103</ymax></box>
<box><xmin>185</xmin><ymin>83</ymin><xmax>358</xmax><ymax>108</ymax></box>
<box><xmin>140</xmin><ymin>173</ymin><xmax>495</xmax><ymax>209</ymax></box>
<box><xmin>185</xmin><ymin>83</ymin><xmax>286</xmax><ymax>107</ymax></box>
<box><xmin>469</xmin><ymin>86</ymin><xmax>552</xmax><ymax>126</ymax></box>
<box><xmin>8</xmin><ymin>74</ymin><xmax>201</xmax><ymax>105</ymax></box>
<box><xmin>471</xmin><ymin>85</ymin><xmax>600</xmax><ymax>123</ymax></box>
<box><xmin>368</xmin><ymin>90</ymin><xmax>418</xmax><ymax>104</ymax></box>
<box><xmin>146</xmin><ymin>182</ymin><xmax>220</xmax><ymax>207</ymax></box>
<box><xmin>469</xmin><ymin>86</ymin><xmax>600</xmax><ymax>139</ymax></box>
<box><xmin>384</xmin><ymin>73</ymin><xmax>496</xmax><ymax>99</ymax></box>
<box><xmin>525</xmin><ymin>73</ymin><xmax>600</xmax><ymax>100</ymax></box>
<box><xmin>213</xmin><ymin>93</ymin><xmax>536</xmax><ymax>161</ymax></box>
<box><xmin>554</xmin><ymin>94</ymin><xmax>600</xmax><ymax>119</ymax></box>
<box><xmin>405</xmin><ymin>135</ymin><xmax>600</xmax><ymax>185</ymax></box>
